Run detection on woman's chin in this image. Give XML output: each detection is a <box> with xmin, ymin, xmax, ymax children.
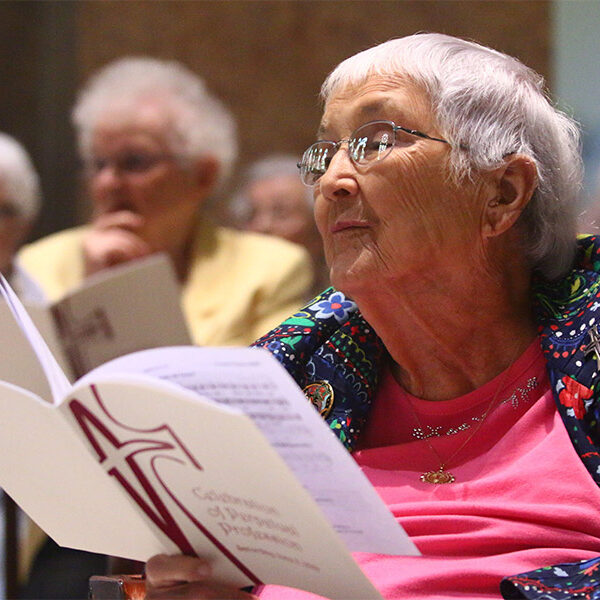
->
<box><xmin>330</xmin><ymin>269</ymin><xmax>372</xmax><ymax>298</ymax></box>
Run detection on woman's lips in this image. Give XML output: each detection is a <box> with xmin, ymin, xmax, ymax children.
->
<box><xmin>331</xmin><ymin>220</ymin><xmax>371</xmax><ymax>233</ymax></box>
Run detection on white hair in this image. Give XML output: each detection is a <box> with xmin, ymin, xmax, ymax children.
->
<box><xmin>0</xmin><ymin>133</ymin><xmax>41</xmax><ymax>220</ymax></box>
<box><xmin>246</xmin><ymin>154</ymin><xmax>302</xmax><ymax>184</ymax></box>
<box><xmin>230</xmin><ymin>154</ymin><xmax>313</xmax><ymax>223</ymax></box>
<box><xmin>72</xmin><ymin>56</ymin><xmax>238</xmax><ymax>186</ymax></box>
<box><xmin>322</xmin><ymin>33</ymin><xmax>582</xmax><ymax>280</ymax></box>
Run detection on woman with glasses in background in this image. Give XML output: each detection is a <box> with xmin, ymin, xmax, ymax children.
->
<box><xmin>230</xmin><ymin>154</ymin><xmax>330</xmax><ymax>297</ymax></box>
<box><xmin>149</xmin><ymin>32</ymin><xmax>600</xmax><ymax>599</ymax></box>
<box><xmin>0</xmin><ymin>133</ymin><xmax>44</xmax><ymax>302</ymax></box>
<box><xmin>18</xmin><ymin>57</ymin><xmax>313</xmax><ymax>349</ymax></box>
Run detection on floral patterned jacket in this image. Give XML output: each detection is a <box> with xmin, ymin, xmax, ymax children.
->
<box><xmin>252</xmin><ymin>235</ymin><xmax>600</xmax><ymax>600</ymax></box>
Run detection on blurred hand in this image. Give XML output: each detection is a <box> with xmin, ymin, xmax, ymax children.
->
<box><xmin>83</xmin><ymin>211</ymin><xmax>153</xmax><ymax>276</ymax></box>
<box><xmin>145</xmin><ymin>554</ymin><xmax>259</xmax><ymax>600</ymax></box>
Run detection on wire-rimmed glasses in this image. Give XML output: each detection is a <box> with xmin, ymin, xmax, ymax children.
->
<box><xmin>297</xmin><ymin>119</ymin><xmax>450</xmax><ymax>186</ymax></box>
<box><xmin>84</xmin><ymin>152</ymin><xmax>180</xmax><ymax>177</ymax></box>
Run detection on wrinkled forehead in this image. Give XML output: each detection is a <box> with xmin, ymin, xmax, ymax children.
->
<box><xmin>88</xmin><ymin>97</ymin><xmax>182</xmax><ymax>155</ymax></box>
<box><xmin>318</xmin><ymin>74</ymin><xmax>435</xmax><ymax>135</ymax></box>
<box><xmin>95</xmin><ymin>98</ymin><xmax>171</xmax><ymax>135</ymax></box>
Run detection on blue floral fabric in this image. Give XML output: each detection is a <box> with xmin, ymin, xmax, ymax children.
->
<box><xmin>252</xmin><ymin>288</ymin><xmax>384</xmax><ymax>450</ymax></box>
<box><xmin>501</xmin><ymin>235</ymin><xmax>600</xmax><ymax>599</ymax></box>
<box><xmin>500</xmin><ymin>557</ymin><xmax>600</xmax><ymax>599</ymax></box>
<box><xmin>252</xmin><ymin>235</ymin><xmax>600</xmax><ymax>598</ymax></box>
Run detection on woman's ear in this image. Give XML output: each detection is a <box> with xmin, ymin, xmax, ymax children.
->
<box><xmin>192</xmin><ymin>156</ymin><xmax>220</xmax><ymax>198</ymax></box>
<box><xmin>482</xmin><ymin>154</ymin><xmax>538</xmax><ymax>238</ymax></box>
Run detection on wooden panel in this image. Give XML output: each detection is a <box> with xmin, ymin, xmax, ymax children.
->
<box><xmin>0</xmin><ymin>2</ymin><xmax>78</xmax><ymax>237</ymax></box>
<box><xmin>74</xmin><ymin>1</ymin><xmax>551</xmax><ymax>171</ymax></box>
<box><xmin>0</xmin><ymin>1</ymin><xmax>551</xmax><ymax>232</ymax></box>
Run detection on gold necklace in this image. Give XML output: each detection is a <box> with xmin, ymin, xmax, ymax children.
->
<box><xmin>404</xmin><ymin>353</ymin><xmax>519</xmax><ymax>484</ymax></box>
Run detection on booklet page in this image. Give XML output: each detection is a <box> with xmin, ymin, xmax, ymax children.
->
<box><xmin>63</xmin><ymin>376</ymin><xmax>384</xmax><ymax>599</ymax></box>
<box><xmin>51</xmin><ymin>254</ymin><xmax>191</xmax><ymax>378</ymax></box>
<box><xmin>0</xmin><ymin>275</ymin><xmax>71</xmax><ymax>403</ymax></box>
<box><xmin>85</xmin><ymin>346</ymin><xmax>418</xmax><ymax>556</ymax></box>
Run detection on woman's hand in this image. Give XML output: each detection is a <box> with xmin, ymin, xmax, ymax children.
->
<box><xmin>83</xmin><ymin>211</ymin><xmax>152</xmax><ymax>276</ymax></box>
<box><xmin>145</xmin><ymin>554</ymin><xmax>259</xmax><ymax>600</ymax></box>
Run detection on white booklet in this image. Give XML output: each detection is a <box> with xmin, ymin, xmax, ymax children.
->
<box><xmin>0</xmin><ymin>277</ymin><xmax>419</xmax><ymax>600</ymax></box>
<box><xmin>0</xmin><ymin>254</ymin><xmax>191</xmax><ymax>400</ymax></box>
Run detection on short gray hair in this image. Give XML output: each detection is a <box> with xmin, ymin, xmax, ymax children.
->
<box><xmin>322</xmin><ymin>33</ymin><xmax>582</xmax><ymax>280</ymax></box>
<box><xmin>72</xmin><ymin>56</ymin><xmax>238</xmax><ymax>186</ymax></box>
<box><xmin>246</xmin><ymin>154</ymin><xmax>302</xmax><ymax>185</ymax></box>
<box><xmin>0</xmin><ymin>133</ymin><xmax>41</xmax><ymax>220</ymax></box>
<box><xmin>230</xmin><ymin>154</ymin><xmax>313</xmax><ymax>223</ymax></box>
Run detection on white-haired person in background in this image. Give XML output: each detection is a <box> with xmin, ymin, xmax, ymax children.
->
<box><xmin>0</xmin><ymin>133</ymin><xmax>44</xmax><ymax>302</ymax></box>
<box><xmin>17</xmin><ymin>57</ymin><xmax>312</xmax><ymax>600</ymax></box>
<box><xmin>0</xmin><ymin>133</ymin><xmax>43</xmax><ymax>600</ymax></box>
<box><xmin>18</xmin><ymin>57</ymin><xmax>312</xmax><ymax>347</ymax></box>
<box><xmin>230</xmin><ymin>155</ymin><xmax>328</xmax><ymax>295</ymax></box>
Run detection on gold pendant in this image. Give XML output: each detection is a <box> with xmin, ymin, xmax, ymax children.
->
<box><xmin>420</xmin><ymin>467</ymin><xmax>456</xmax><ymax>484</ymax></box>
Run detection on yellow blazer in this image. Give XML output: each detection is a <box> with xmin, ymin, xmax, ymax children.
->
<box><xmin>18</xmin><ymin>219</ymin><xmax>314</xmax><ymax>346</ymax></box>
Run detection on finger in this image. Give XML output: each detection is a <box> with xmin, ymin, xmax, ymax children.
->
<box><xmin>102</xmin><ymin>246</ymin><xmax>147</xmax><ymax>267</ymax></box>
<box><xmin>87</xmin><ymin>229</ymin><xmax>151</xmax><ymax>251</ymax></box>
<box><xmin>145</xmin><ymin>554</ymin><xmax>212</xmax><ymax>587</ymax></box>
<box><xmin>105</xmin><ymin>235</ymin><xmax>153</xmax><ymax>261</ymax></box>
<box><xmin>84</xmin><ymin>231</ymin><xmax>153</xmax><ymax>267</ymax></box>
<box><xmin>92</xmin><ymin>210</ymin><xmax>145</xmax><ymax>231</ymax></box>
<box><xmin>85</xmin><ymin>243</ymin><xmax>147</xmax><ymax>272</ymax></box>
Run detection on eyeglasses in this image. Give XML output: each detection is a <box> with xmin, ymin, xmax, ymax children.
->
<box><xmin>297</xmin><ymin>119</ymin><xmax>450</xmax><ymax>186</ymax></box>
<box><xmin>84</xmin><ymin>152</ymin><xmax>178</xmax><ymax>176</ymax></box>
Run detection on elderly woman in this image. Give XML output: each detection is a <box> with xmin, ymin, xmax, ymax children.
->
<box><xmin>0</xmin><ymin>133</ymin><xmax>44</xmax><ymax>302</ymax></box>
<box><xmin>230</xmin><ymin>155</ymin><xmax>329</xmax><ymax>295</ymax></box>
<box><xmin>145</xmin><ymin>33</ymin><xmax>600</xmax><ymax>600</ymax></box>
<box><xmin>18</xmin><ymin>57</ymin><xmax>313</xmax><ymax>348</ymax></box>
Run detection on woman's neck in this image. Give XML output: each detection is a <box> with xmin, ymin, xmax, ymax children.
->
<box><xmin>164</xmin><ymin>213</ymin><xmax>204</xmax><ymax>283</ymax></box>
<box><xmin>169</xmin><ymin>245</ymin><xmax>191</xmax><ymax>282</ymax></box>
<box><xmin>347</xmin><ymin>260</ymin><xmax>537</xmax><ymax>401</ymax></box>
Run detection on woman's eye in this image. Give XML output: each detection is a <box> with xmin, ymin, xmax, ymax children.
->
<box><xmin>369</xmin><ymin>137</ymin><xmax>391</xmax><ymax>150</ymax></box>
<box><xmin>121</xmin><ymin>154</ymin><xmax>152</xmax><ymax>171</ymax></box>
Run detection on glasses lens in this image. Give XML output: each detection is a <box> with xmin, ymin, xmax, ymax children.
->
<box><xmin>119</xmin><ymin>153</ymin><xmax>164</xmax><ymax>173</ymax></box>
<box><xmin>85</xmin><ymin>153</ymin><xmax>169</xmax><ymax>176</ymax></box>
<box><xmin>299</xmin><ymin>142</ymin><xmax>337</xmax><ymax>186</ymax></box>
<box><xmin>349</xmin><ymin>121</ymin><xmax>396</xmax><ymax>164</ymax></box>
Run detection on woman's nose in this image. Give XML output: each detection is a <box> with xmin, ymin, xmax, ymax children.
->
<box><xmin>92</xmin><ymin>162</ymin><xmax>123</xmax><ymax>188</ymax></box>
<box><xmin>317</xmin><ymin>146</ymin><xmax>359</xmax><ymax>200</ymax></box>
<box><xmin>89</xmin><ymin>165</ymin><xmax>126</xmax><ymax>203</ymax></box>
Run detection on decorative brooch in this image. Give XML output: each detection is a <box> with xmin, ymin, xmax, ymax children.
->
<box><xmin>303</xmin><ymin>381</ymin><xmax>335</xmax><ymax>418</ymax></box>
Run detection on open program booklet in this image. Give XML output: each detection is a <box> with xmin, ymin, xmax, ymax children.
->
<box><xmin>0</xmin><ymin>277</ymin><xmax>419</xmax><ymax>600</ymax></box>
<box><xmin>0</xmin><ymin>254</ymin><xmax>191</xmax><ymax>399</ymax></box>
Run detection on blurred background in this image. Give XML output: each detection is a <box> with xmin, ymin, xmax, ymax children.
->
<box><xmin>0</xmin><ymin>0</ymin><xmax>596</xmax><ymax>239</ymax></box>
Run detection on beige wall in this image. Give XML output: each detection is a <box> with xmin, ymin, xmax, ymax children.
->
<box><xmin>0</xmin><ymin>0</ymin><xmax>551</xmax><ymax>236</ymax></box>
